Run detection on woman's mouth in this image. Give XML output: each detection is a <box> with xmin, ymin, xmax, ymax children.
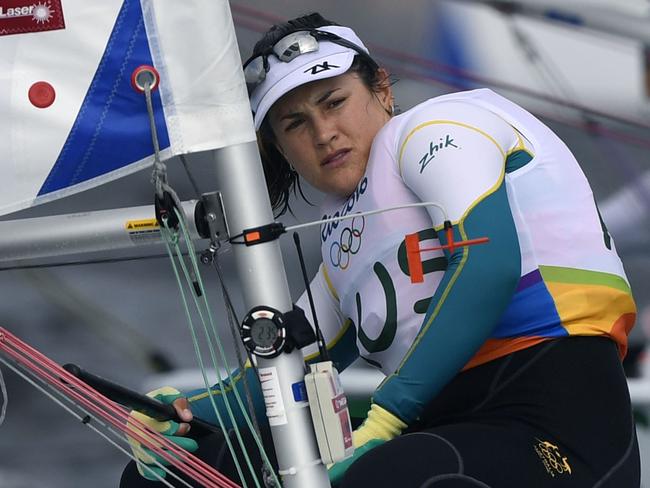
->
<box><xmin>321</xmin><ymin>149</ymin><xmax>351</xmax><ymax>168</ymax></box>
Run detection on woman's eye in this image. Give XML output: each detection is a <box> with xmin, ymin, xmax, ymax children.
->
<box><xmin>328</xmin><ymin>98</ymin><xmax>345</xmax><ymax>108</ymax></box>
<box><xmin>285</xmin><ymin>119</ymin><xmax>304</xmax><ymax>131</ymax></box>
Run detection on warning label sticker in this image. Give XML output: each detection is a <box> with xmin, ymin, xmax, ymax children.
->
<box><xmin>125</xmin><ymin>219</ymin><xmax>161</xmax><ymax>244</ymax></box>
<box><xmin>125</xmin><ymin>219</ymin><xmax>160</xmax><ymax>231</ymax></box>
<box><xmin>259</xmin><ymin>367</ymin><xmax>287</xmax><ymax>426</ymax></box>
<box><xmin>0</xmin><ymin>1</ymin><xmax>66</xmax><ymax>37</ymax></box>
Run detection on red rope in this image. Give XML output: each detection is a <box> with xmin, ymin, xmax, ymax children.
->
<box><xmin>0</xmin><ymin>327</ymin><xmax>240</xmax><ymax>488</ymax></box>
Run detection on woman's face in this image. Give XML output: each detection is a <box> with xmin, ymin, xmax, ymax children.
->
<box><xmin>268</xmin><ymin>71</ymin><xmax>392</xmax><ymax>197</ymax></box>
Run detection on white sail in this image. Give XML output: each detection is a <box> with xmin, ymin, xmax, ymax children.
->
<box><xmin>0</xmin><ymin>0</ymin><xmax>255</xmax><ymax>217</ymax></box>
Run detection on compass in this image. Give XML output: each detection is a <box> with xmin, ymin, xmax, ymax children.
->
<box><xmin>240</xmin><ymin>306</ymin><xmax>287</xmax><ymax>358</ymax></box>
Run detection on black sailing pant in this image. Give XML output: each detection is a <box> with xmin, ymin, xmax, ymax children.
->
<box><xmin>342</xmin><ymin>336</ymin><xmax>640</xmax><ymax>488</ymax></box>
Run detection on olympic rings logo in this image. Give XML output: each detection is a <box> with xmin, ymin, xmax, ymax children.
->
<box><xmin>329</xmin><ymin>216</ymin><xmax>365</xmax><ymax>270</ymax></box>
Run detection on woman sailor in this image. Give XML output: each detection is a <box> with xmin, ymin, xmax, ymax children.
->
<box><xmin>125</xmin><ymin>12</ymin><xmax>640</xmax><ymax>488</ymax></box>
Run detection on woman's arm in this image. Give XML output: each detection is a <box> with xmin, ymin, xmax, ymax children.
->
<box><xmin>373</xmin><ymin>100</ymin><xmax>523</xmax><ymax>424</ymax></box>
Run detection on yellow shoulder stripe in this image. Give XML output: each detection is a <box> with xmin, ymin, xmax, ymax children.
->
<box><xmin>186</xmin><ymin>360</ymin><xmax>252</xmax><ymax>402</ymax></box>
<box><xmin>398</xmin><ymin>120</ymin><xmax>506</xmax><ymax>176</ymax></box>
<box><xmin>321</xmin><ymin>264</ymin><xmax>339</xmax><ymax>301</ymax></box>
<box><xmin>505</xmin><ymin>130</ymin><xmax>534</xmax><ymax>158</ymax></box>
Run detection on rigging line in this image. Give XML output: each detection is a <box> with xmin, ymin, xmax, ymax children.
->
<box><xmin>232</xmin><ymin>12</ymin><xmax>650</xmax><ymax>149</ymax></box>
<box><xmin>285</xmin><ymin>202</ymin><xmax>450</xmax><ymax>233</ymax></box>
<box><xmin>212</xmin><ymin>259</ymin><xmax>259</xmax><ymax>432</ymax></box>
<box><xmin>160</xmin><ymin>224</ymin><xmax>253</xmax><ymax>487</ymax></box>
<box><xmin>20</xmin><ymin>268</ymin><xmax>174</xmax><ymax>373</ymax></box>
<box><xmin>502</xmin><ymin>15</ymin><xmax>650</xmax><ymax>211</ymax></box>
<box><xmin>0</xmin><ymin>341</ymin><xmax>201</xmax><ymax>486</ymax></box>
<box><xmin>0</xmin><ymin>357</ymin><xmax>185</xmax><ymax>488</ymax></box>
<box><xmin>0</xmin><ymin>251</ymin><xmax>199</xmax><ymax>272</ymax></box>
<box><xmin>144</xmin><ymin>81</ymin><xmax>166</xmax><ymax>200</ymax></box>
<box><xmin>0</xmin><ymin>357</ymin><xmax>184</xmax><ymax>488</ymax></box>
<box><xmin>168</xmin><ymin>235</ymin><xmax>257</xmax><ymax>487</ymax></box>
<box><xmin>0</xmin><ymin>366</ymin><xmax>6</xmax><ymax>427</ymax></box>
<box><xmin>172</xmin><ymin>212</ymin><xmax>280</xmax><ymax>487</ymax></box>
<box><xmin>231</xmin><ymin>6</ymin><xmax>650</xmax><ymax>131</ymax></box>
<box><xmin>0</xmin><ymin>330</ymin><xmax>237</xmax><ymax>488</ymax></box>
<box><xmin>180</xmin><ymin>155</ymin><xmax>202</xmax><ymax>200</ymax></box>
<box><xmin>172</xmin><ymin>213</ymin><xmax>280</xmax><ymax>487</ymax></box>
<box><xmin>504</xmin><ymin>13</ymin><xmax>582</xmax><ymax>124</ymax></box>
<box><xmin>376</xmin><ymin>59</ymin><xmax>650</xmax><ymax>151</ymax></box>
<box><xmin>506</xmin><ymin>19</ymin><xmax>563</xmax><ymax>100</ymax></box>
<box><xmin>211</xmin><ymin>256</ymin><xmax>278</xmax><ymax>488</ymax></box>
<box><xmin>0</xmin><ymin>329</ymin><xmax>236</xmax><ymax>487</ymax></box>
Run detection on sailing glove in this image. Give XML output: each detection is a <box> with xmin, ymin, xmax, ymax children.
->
<box><xmin>328</xmin><ymin>403</ymin><xmax>406</xmax><ymax>484</ymax></box>
<box><xmin>127</xmin><ymin>386</ymin><xmax>199</xmax><ymax>481</ymax></box>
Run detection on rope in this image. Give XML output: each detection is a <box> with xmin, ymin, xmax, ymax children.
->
<box><xmin>0</xmin><ymin>357</ymin><xmax>184</xmax><ymax>488</ymax></box>
<box><xmin>0</xmin><ymin>366</ymin><xmax>6</xmax><ymax>427</ymax></box>
<box><xmin>0</xmin><ymin>328</ymin><xmax>237</xmax><ymax>488</ymax></box>
<box><xmin>163</xmin><ymin>209</ymin><xmax>281</xmax><ymax>487</ymax></box>
<box><xmin>180</xmin><ymin>155</ymin><xmax>202</xmax><ymax>199</ymax></box>
<box><xmin>140</xmin><ymin>60</ymin><xmax>277</xmax><ymax>487</ymax></box>
<box><xmin>143</xmin><ymin>81</ymin><xmax>166</xmax><ymax>200</ymax></box>
<box><xmin>211</xmin><ymin>256</ymin><xmax>279</xmax><ymax>488</ymax></box>
<box><xmin>285</xmin><ymin>201</ymin><xmax>450</xmax><ymax>232</ymax></box>
<box><xmin>160</xmin><ymin>220</ymin><xmax>255</xmax><ymax>487</ymax></box>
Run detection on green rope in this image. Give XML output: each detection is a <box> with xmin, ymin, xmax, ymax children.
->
<box><xmin>166</xmin><ymin>229</ymin><xmax>260</xmax><ymax>487</ymax></box>
<box><xmin>160</xmin><ymin>221</ymin><xmax>251</xmax><ymax>486</ymax></box>
<box><xmin>173</xmin><ymin>209</ymin><xmax>281</xmax><ymax>487</ymax></box>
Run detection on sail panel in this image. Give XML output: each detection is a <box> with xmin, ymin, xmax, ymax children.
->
<box><xmin>38</xmin><ymin>0</ymin><xmax>170</xmax><ymax>197</ymax></box>
<box><xmin>0</xmin><ymin>0</ymin><xmax>255</xmax><ymax>217</ymax></box>
<box><xmin>141</xmin><ymin>0</ymin><xmax>256</xmax><ymax>154</ymax></box>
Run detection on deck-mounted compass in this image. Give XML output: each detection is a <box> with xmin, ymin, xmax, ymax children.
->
<box><xmin>240</xmin><ymin>306</ymin><xmax>288</xmax><ymax>358</ymax></box>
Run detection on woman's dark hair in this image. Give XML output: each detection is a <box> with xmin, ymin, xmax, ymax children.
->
<box><xmin>253</xmin><ymin>13</ymin><xmax>391</xmax><ymax>217</ymax></box>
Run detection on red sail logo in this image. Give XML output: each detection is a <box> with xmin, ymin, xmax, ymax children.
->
<box><xmin>0</xmin><ymin>1</ymin><xmax>65</xmax><ymax>37</ymax></box>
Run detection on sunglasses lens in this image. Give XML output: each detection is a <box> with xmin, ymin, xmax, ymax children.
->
<box><xmin>273</xmin><ymin>31</ymin><xmax>319</xmax><ymax>62</ymax></box>
<box><xmin>244</xmin><ymin>56</ymin><xmax>266</xmax><ymax>85</ymax></box>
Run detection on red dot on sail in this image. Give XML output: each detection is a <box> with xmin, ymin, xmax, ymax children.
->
<box><xmin>29</xmin><ymin>81</ymin><xmax>56</xmax><ymax>108</ymax></box>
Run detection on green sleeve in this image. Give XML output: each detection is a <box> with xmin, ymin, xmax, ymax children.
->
<box><xmin>185</xmin><ymin>365</ymin><xmax>267</xmax><ymax>430</ymax></box>
<box><xmin>373</xmin><ymin>181</ymin><xmax>521</xmax><ymax>423</ymax></box>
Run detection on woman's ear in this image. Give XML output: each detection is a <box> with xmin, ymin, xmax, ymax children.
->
<box><xmin>376</xmin><ymin>67</ymin><xmax>394</xmax><ymax>115</ymax></box>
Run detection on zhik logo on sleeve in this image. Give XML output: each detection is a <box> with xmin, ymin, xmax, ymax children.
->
<box><xmin>418</xmin><ymin>135</ymin><xmax>459</xmax><ymax>174</ymax></box>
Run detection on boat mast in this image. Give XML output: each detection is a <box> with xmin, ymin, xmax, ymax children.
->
<box><xmin>208</xmin><ymin>142</ymin><xmax>330</xmax><ymax>487</ymax></box>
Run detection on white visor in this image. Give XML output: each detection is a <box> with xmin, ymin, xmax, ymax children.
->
<box><xmin>249</xmin><ymin>25</ymin><xmax>370</xmax><ymax>130</ymax></box>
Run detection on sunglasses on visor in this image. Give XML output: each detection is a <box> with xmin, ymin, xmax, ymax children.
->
<box><xmin>243</xmin><ymin>29</ymin><xmax>378</xmax><ymax>92</ymax></box>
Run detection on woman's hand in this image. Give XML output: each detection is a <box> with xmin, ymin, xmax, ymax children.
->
<box><xmin>328</xmin><ymin>403</ymin><xmax>406</xmax><ymax>484</ymax></box>
<box><xmin>127</xmin><ymin>386</ymin><xmax>199</xmax><ymax>481</ymax></box>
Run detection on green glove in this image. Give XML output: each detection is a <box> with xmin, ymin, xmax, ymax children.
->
<box><xmin>127</xmin><ymin>386</ymin><xmax>199</xmax><ymax>481</ymax></box>
<box><xmin>328</xmin><ymin>403</ymin><xmax>406</xmax><ymax>485</ymax></box>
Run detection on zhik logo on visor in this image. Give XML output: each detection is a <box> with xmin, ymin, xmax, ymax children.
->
<box><xmin>304</xmin><ymin>61</ymin><xmax>340</xmax><ymax>75</ymax></box>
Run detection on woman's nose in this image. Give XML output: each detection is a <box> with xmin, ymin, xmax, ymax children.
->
<box><xmin>313</xmin><ymin>116</ymin><xmax>338</xmax><ymax>146</ymax></box>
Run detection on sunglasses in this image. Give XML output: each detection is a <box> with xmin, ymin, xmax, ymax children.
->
<box><xmin>243</xmin><ymin>29</ymin><xmax>377</xmax><ymax>93</ymax></box>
